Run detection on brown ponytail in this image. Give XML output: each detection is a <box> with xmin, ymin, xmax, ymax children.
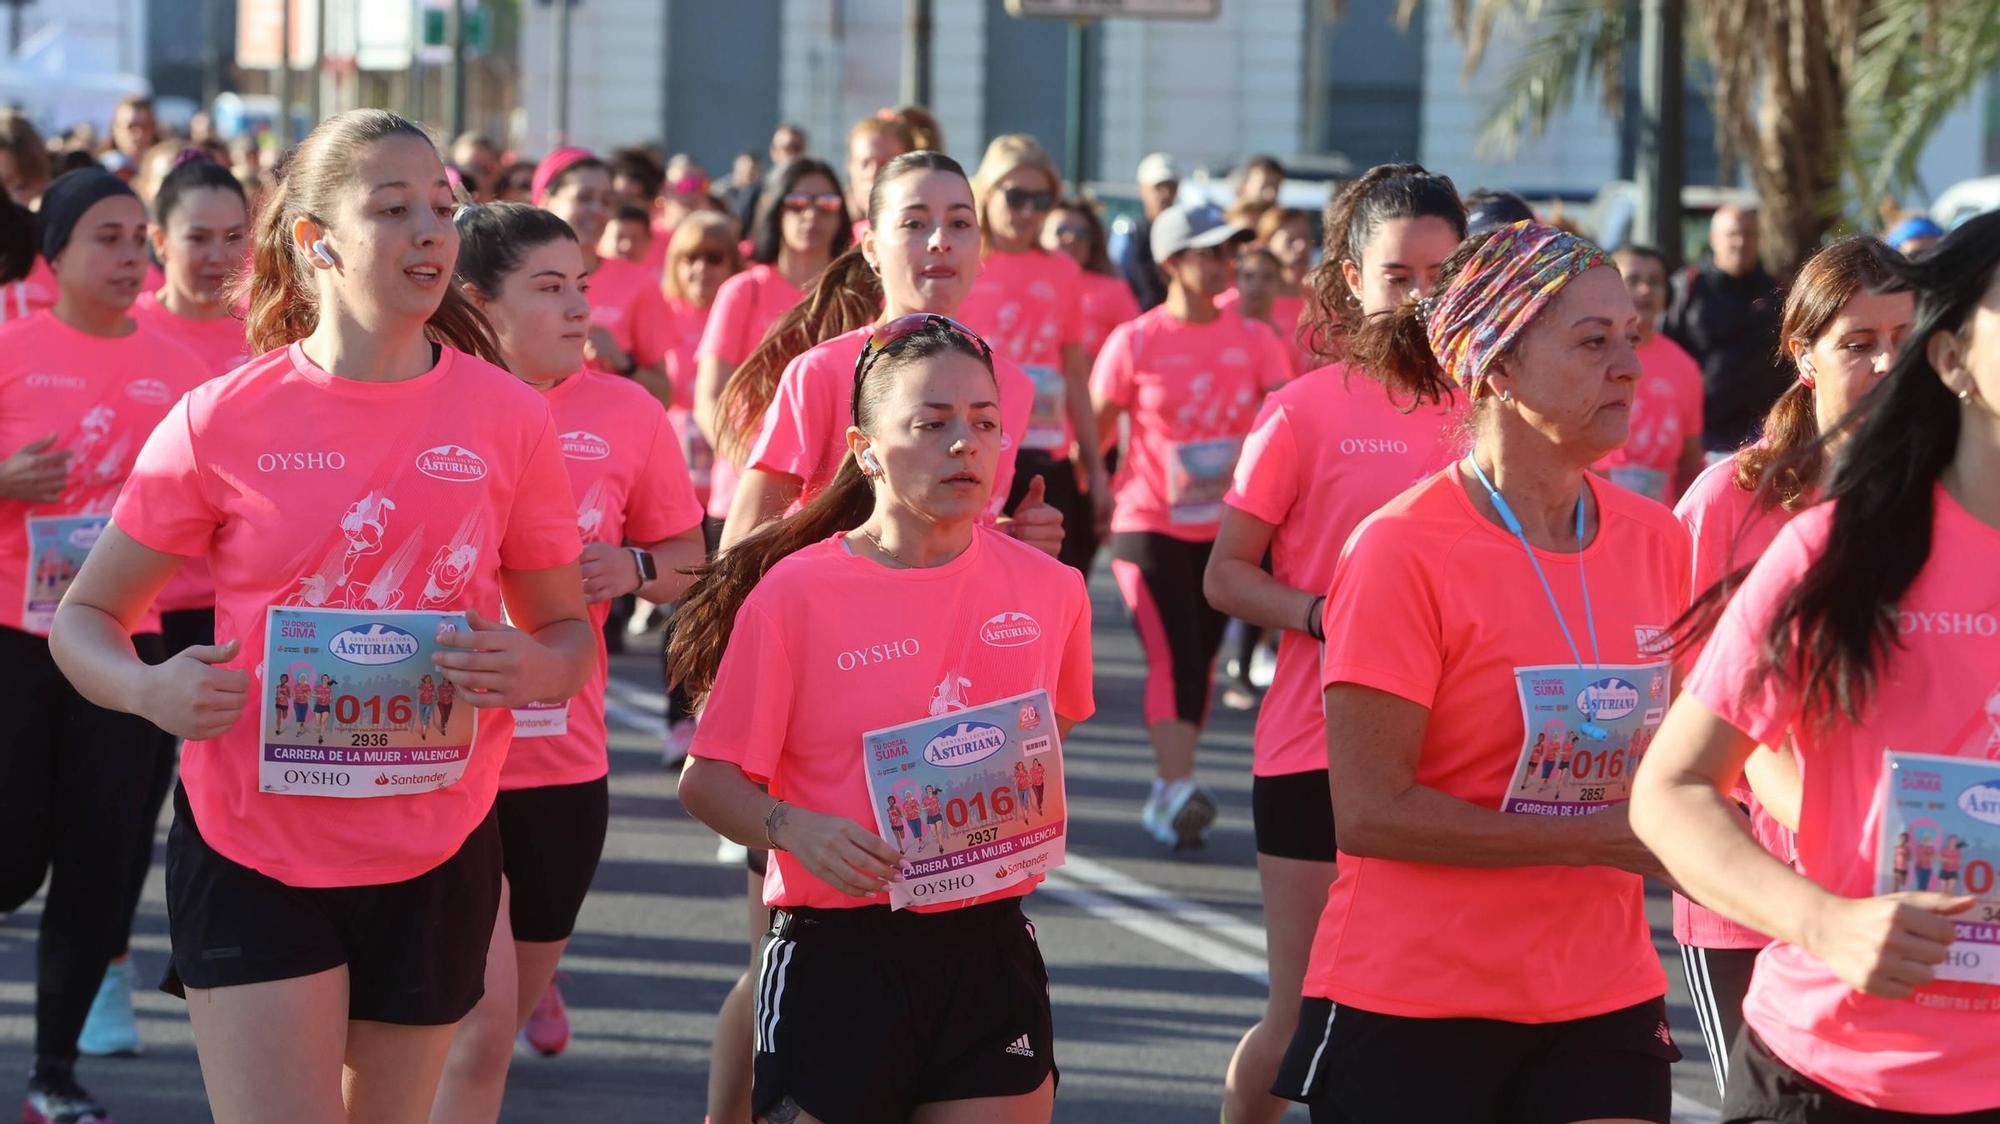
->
<box><xmin>239</xmin><ymin>109</ymin><xmax>499</xmax><ymax>364</ymax></box>
<box><xmin>670</xmin><ymin>318</ymin><xmax>996</xmax><ymax>703</ymax></box>
<box><xmin>1342</xmin><ymin>228</ymin><xmax>1498</xmax><ymax>410</ymax></box>
<box><xmin>713</xmin><ymin>248</ymin><xmax>882</xmax><ymax>461</ymax></box>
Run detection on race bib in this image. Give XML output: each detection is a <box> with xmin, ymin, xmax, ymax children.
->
<box><xmin>680</xmin><ymin>414</ymin><xmax>714</xmax><ymax>489</ymax></box>
<box><xmin>1022</xmin><ymin>365</ymin><xmax>1068</xmax><ymax>451</ymax></box>
<box><xmin>1167</xmin><ymin>436</ymin><xmax>1243</xmax><ymax>526</ymax></box>
<box><xmin>863</xmin><ymin>689</ymin><xmax>1065</xmax><ymax>910</ymax></box>
<box><xmin>1502</xmin><ymin>662</ymin><xmax>1670</xmax><ymax>816</ymax></box>
<box><xmin>511</xmin><ymin>699</ymin><xmax>570</xmax><ymax>738</ymax></box>
<box><xmin>23</xmin><ymin>513</ymin><xmax>106</xmax><ymax>634</ymax></box>
<box><xmin>261</xmin><ymin>606</ymin><xmax>475</xmax><ymax>798</ymax></box>
<box><xmin>1877</xmin><ymin>751</ymin><xmax>2000</xmax><ymax>991</ymax></box>
<box><xmin>1608</xmin><ymin>466</ymin><xmax>1670</xmax><ymax>503</ymax></box>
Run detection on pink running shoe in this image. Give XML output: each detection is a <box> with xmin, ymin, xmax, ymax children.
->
<box><xmin>521</xmin><ymin>979</ymin><xmax>570</xmax><ymax>1056</ymax></box>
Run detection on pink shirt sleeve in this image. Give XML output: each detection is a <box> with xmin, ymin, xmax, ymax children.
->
<box><xmin>1225</xmin><ymin>397</ymin><xmax>1298</xmax><ymax>525</ymax></box>
<box><xmin>624</xmin><ymin>407</ymin><xmax>705</xmax><ymax>542</ymax></box>
<box><xmin>695</xmin><ymin>274</ymin><xmax>754</xmax><ymax>366</ymax></box>
<box><xmin>1319</xmin><ymin>522</ymin><xmax>1448</xmax><ymax>707</ymax></box>
<box><xmin>1057</xmin><ymin>260</ymin><xmax>1087</xmax><ymax>350</ymax></box>
<box><xmin>746</xmin><ymin>350</ymin><xmax>837</xmax><ymax>484</ymax></box>
<box><xmin>1055</xmin><ymin>573</ymin><xmax>1096</xmax><ymax>722</ymax></box>
<box><xmin>627</xmin><ymin>288</ymin><xmax>675</xmax><ymax>369</ymax></box>
<box><xmin>1685</xmin><ymin>517</ymin><xmax>1820</xmax><ymax>749</ymax></box>
<box><xmin>688</xmin><ymin>598</ymin><xmax>795</xmax><ymax>784</ymax></box>
<box><xmin>499</xmin><ymin>414</ymin><xmax>587</xmax><ymax>571</ymax></box>
<box><xmin>1089</xmin><ymin>322</ymin><xmax>1137</xmax><ymax>408</ymax></box>
<box><xmin>112</xmin><ymin>397</ymin><xmax>219</xmax><ymax>558</ymax></box>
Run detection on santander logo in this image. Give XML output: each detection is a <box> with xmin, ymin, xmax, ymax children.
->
<box><xmin>125</xmin><ymin>378</ymin><xmax>174</xmax><ymax>405</ymax></box>
<box><xmin>559</xmin><ymin>430</ymin><xmax>610</xmax><ymax>461</ymax></box>
<box><xmin>980</xmin><ymin>611</ymin><xmax>1043</xmax><ymax>648</ymax></box>
<box><xmin>415</xmin><ymin>444</ymin><xmax>488</xmax><ymax>482</ymax></box>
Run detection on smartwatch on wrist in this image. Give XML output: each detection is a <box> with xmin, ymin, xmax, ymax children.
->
<box><xmin>627</xmin><ymin>547</ymin><xmax>657</xmax><ymax>591</ymax></box>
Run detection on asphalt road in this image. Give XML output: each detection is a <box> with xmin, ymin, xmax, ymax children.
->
<box><xmin>0</xmin><ymin>572</ymin><xmax>1727</xmax><ymax>1122</ymax></box>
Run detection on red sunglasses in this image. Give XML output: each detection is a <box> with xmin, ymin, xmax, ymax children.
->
<box><xmin>782</xmin><ymin>192</ymin><xmax>845</xmax><ymax>215</ymax></box>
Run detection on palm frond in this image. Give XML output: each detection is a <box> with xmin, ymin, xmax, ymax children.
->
<box><xmin>1847</xmin><ymin>0</ymin><xmax>2000</xmax><ymax>206</ymax></box>
<box><xmin>1463</xmin><ymin>0</ymin><xmax>1629</xmax><ymax>159</ymax></box>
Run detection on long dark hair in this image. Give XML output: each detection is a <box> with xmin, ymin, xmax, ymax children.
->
<box><xmin>155</xmin><ymin>155</ymin><xmax>247</xmax><ymax>230</ymax></box>
<box><xmin>748</xmin><ymin>157</ymin><xmax>851</xmax><ymax>266</ymax></box>
<box><xmin>1732</xmin><ymin>236</ymin><xmax>1909</xmax><ymax>510</ymax></box>
<box><xmin>1305</xmin><ymin>162</ymin><xmax>1466</xmax><ymax>363</ymax></box>
<box><xmin>1682</xmin><ymin>211</ymin><xmax>1998</xmax><ymax>724</ymax></box>
<box><xmin>1051</xmin><ymin>198</ymin><xmax>1115</xmax><ymax>276</ymax></box>
<box><xmin>0</xmin><ymin>184</ymin><xmax>35</xmax><ymax>284</ymax></box>
<box><xmin>715</xmin><ymin>150</ymin><xmax>968</xmax><ymax>461</ymax></box>
<box><xmin>670</xmin><ymin>318</ymin><xmax>997</xmax><ymax>702</ymax></box>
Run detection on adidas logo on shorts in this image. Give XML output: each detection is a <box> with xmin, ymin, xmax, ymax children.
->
<box><xmin>1004</xmin><ymin>1034</ymin><xmax>1035</xmax><ymax>1058</ymax></box>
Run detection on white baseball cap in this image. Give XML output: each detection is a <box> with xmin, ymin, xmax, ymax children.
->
<box><xmin>1136</xmin><ymin>153</ymin><xmax>1179</xmax><ymax>187</ymax></box>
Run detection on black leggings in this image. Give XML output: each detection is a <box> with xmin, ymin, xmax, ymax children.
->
<box><xmin>0</xmin><ymin>625</ymin><xmax>176</xmax><ymax>1062</ymax></box>
<box><xmin>1006</xmin><ymin>449</ymin><xmax>1100</xmax><ymax>576</ymax></box>
<box><xmin>1109</xmin><ymin>532</ymin><xmax>1228</xmax><ymax>726</ymax></box>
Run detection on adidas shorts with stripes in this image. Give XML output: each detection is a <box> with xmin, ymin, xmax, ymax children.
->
<box><xmin>1272</xmin><ymin>995</ymin><xmax>1679</xmax><ymax>1123</ymax></box>
<box><xmin>751</xmin><ymin>896</ymin><xmax>1056</xmax><ymax>1121</ymax></box>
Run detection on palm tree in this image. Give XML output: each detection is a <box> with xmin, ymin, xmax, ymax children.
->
<box><xmin>1373</xmin><ymin>0</ymin><xmax>2000</xmax><ymax>275</ymax></box>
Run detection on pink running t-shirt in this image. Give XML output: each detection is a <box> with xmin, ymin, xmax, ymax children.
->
<box><xmin>958</xmin><ymin>250</ymin><xmax>1087</xmax><ymax>455</ymax></box>
<box><xmin>502</xmin><ymin>370</ymin><xmax>703</xmax><ymax>790</ymax></box>
<box><xmin>1308</xmin><ymin>469</ymin><xmax>1688</xmax><ymax>1020</ymax></box>
<box><xmin>584</xmin><ymin>256</ymin><xmax>654</xmax><ymax>373</ymax></box>
<box><xmin>627</xmin><ymin>289</ymin><xmax>718</xmax><ymax>508</ymax></box>
<box><xmin>0</xmin><ymin>310</ymin><xmax>211</xmax><ymax>636</ymax></box>
<box><xmin>1670</xmin><ymin>453</ymin><xmax>1802</xmax><ymax>949</ymax></box>
<box><xmin>111</xmin><ymin>344</ymin><xmax>583</xmax><ymax>887</ymax></box>
<box><xmin>1078</xmin><ymin>270</ymin><xmax>1140</xmax><ymax>357</ymax></box>
<box><xmin>1687</xmin><ymin>488</ymin><xmax>2000</xmax><ymax>1114</ymax></box>
<box><xmin>695</xmin><ymin>264</ymin><xmax>806</xmax><ymax>519</ymax></box>
<box><xmin>1598</xmin><ymin>333</ymin><xmax>1703</xmax><ymax>502</ymax></box>
<box><xmin>744</xmin><ymin>326</ymin><xmax>1032</xmax><ymax>521</ymax></box>
<box><xmin>1217</xmin><ymin>288</ymin><xmax>1307</xmax><ymax>379</ymax></box>
<box><xmin>132</xmin><ymin>294</ymin><xmax>251</xmax><ymax>614</ymax></box>
<box><xmin>1224</xmin><ymin>364</ymin><xmax>1462</xmax><ymax>777</ymax></box>
<box><xmin>1091</xmin><ymin>307</ymin><xmax>1289</xmax><ymax>542</ymax></box>
<box><xmin>0</xmin><ymin>259</ymin><xmax>58</xmax><ymax>325</ymax></box>
<box><xmin>689</xmin><ymin>527</ymin><xmax>1094</xmax><ymax>911</ymax></box>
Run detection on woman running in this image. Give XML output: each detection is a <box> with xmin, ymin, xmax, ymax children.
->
<box><xmin>1042</xmin><ymin>198</ymin><xmax>1139</xmax><ymax>360</ymax></box>
<box><xmin>674</xmin><ymin>315</ymin><xmax>1092</xmax><ymax>1123</ymax></box>
<box><xmin>1203</xmin><ymin>163</ymin><xmax>1465</xmax><ymax>1124</ymax></box>
<box><xmin>1631</xmin><ymin>210</ymin><xmax>2000</xmax><ymax>1123</ymax></box>
<box><xmin>718</xmin><ymin>151</ymin><xmax>1052</xmax><ymax>555</ymax></box>
<box><xmin>627</xmin><ymin>210</ymin><xmax>744</xmax><ymax>510</ymax></box>
<box><xmin>1220</xmin><ymin>207</ymin><xmax>1313</xmax><ymax>373</ymax></box>
<box><xmin>1093</xmin><ymin>203</ymin><xmax>1287</xmax><ymax>851</ymax></box>
<box><xmin>1599</xmin><ymin>244</ymin><xmax>1705</xmax><ymax>502</ymax></box>
<box><xmin>418</xmin><ymin>674</ymin><xmax>436</xmax><ymax>736</ymax></box>
<box><xmin>1666</xmin><ymin>235</ymin><xmax>1912</xmax><ymax>1096</ymax></box>
<box><xmin>959</xmin><ymin>134</ymin><xmax>1111</xmax><ymax>574</ymax></box>
<box><xmin>696</xmin><ymin>157</ymin><xmax>850</xmax><ymax>529</ymax></box>
<box><xmin>1273</xmin><ymin>221</ymin><xmax>1687</xmax><ymax>1122</ymax></box>
<box><xmin>532</xmin><ymin>148</ymin><xmax>657</xmax><ymax>382</ymax></box>
<box><xmin>46</xmin><ymin>110</ymin><xmax>595</xmax><ymax>1124</ymax></box>
<box><xmin>429</xmin><ymin>202</ymin><xmax>706</xmax><ymax>1120</ymax></box>
<box><xmin>886</xmin><ymin>794</ymin><xmax>907</xmax><ymax>852</ymax></box>
<box><xmin>0</xmin><ymin>166</ymin><xmax>212</xmax><ymax>1124</ymax></box>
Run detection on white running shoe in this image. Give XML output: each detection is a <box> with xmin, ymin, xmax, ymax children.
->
<box><xmin>1161</xmin><ymin>778</ymin><xmax>1217</xmax><ymax>851</ymax></box>
<box><xmin>1139</xmin><ymin>787</ymin><xmax>1176</xmax><ymax>847</ymax></box>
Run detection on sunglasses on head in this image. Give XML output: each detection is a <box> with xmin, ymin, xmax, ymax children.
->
<box><xmin>782</xmin><ymin>192</ymin><xmax>845</xmax><ymax>214</ymax></box>
<box><xmin>852</xmin><ymin>313</ymin><xmax>994</xmax><ymax>403</ymax></box>
<box><xmin>1003</xmin><ymin>188</ymin><xmax>1057</xmax><ymax>213</ymax></box>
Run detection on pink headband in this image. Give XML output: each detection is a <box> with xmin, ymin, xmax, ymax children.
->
<box><xmin>1423</xmin><ymin>220</ymin><xmax>1607</xmax><ymax>397</ymax></box>
<box><xmin>531</xmin><ymin>146</ymin><xmax>596</xmax><ymax>205</ymax></box>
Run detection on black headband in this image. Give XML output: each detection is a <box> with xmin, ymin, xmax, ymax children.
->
<box><xmin>40</xmin><ymin>168</ymin><xmax>139</xmax><ymax>262</ymax></box>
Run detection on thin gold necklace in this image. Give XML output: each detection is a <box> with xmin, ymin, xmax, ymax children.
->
<box><xmin>861</xmin><ymin>528</ymin><xmax>910</xmax><ymax>568</ymax></box>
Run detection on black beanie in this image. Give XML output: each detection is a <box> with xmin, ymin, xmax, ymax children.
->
<box><xmin>40</xmin><ymin>167</ymin><xmax>139</xmax><ymax>263</ymax></box>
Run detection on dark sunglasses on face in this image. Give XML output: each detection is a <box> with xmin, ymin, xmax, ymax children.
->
<box><xmin>683</xmin><ymin>249</ymin><xmax>730</xmax><ymax>267</ymax></box>
<box><xmin>1050</xmin><ymin>224</ymin><xmax>1091</xmax><ymax>241</ymax></box>
<box><xmin>782</xmin><ymin>192</ymin><xmax>845</xmax><ymax>214</ymax></box>
<box><xmin>1003</xmin><ymin>188</ymin><xmax>1057</xmax><ymax>213</ymax></box>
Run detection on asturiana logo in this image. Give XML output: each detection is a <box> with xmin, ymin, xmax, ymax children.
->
<box><xmin>66</xmin><ymin>523</ymin><xmax>104</xmax><ymax>550</ymax></box>
<box><xmin>1959</xmin><ymin>781</ymin><xmax>2000</xmax><ymax>827</ymax></box>
<box><xmin>1577</xmin><ymin>677</ymin><xmax>1641</xmax><ymax>722</ymax></box>
<box><xmin>124</xmin><ymin>378</ymin><xmax>174</xmax><ymax>405</ymax></box>
<box><xmin>924</xmin><ymin>721</ymin><xmax>1008</xmax><ymax>768</ymax></box>
<box><xmin>559</xmin><ymin>430</ymin><xmax>610</xmax><ymax>461</ymax></box>
<box><xmin>328</xmin><ymin>623</ymin><xmax>422</xmax><ymax>666</ymax></box>
<box><xmin>980</xmin><ymin>611</ymin><xmax>1043</xmax><ymax>648</ymax></box>
<box><xmin>415</xmin><ymin>444</ymin><xmax>488</xmax><ymax>482</ymax></box>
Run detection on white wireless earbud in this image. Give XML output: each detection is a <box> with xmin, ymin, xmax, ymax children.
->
<box><xmin>859</xmin><ymin>449</ymin><xmax>882</xmax><ymax>474</ymax></box>
<box><xmin>1799</xmin><ymin>357</ymin><xmax>1816</xmax><ymax>387</ymax></box>
<box><xmin>310</xmin><ymin>239</ymin><xmax>336</xmax><ymax>267</ymax></box>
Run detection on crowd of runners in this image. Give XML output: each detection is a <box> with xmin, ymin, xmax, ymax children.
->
<box><xmin>1</xmin><ymin>96</ymin><xmax>1997</xmax><ymax>1124</ymax></box>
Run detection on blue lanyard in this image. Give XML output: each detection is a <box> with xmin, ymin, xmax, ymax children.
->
<box><xmin>1465</xmin><ymin>457</ymin><xmax>1609</xmax><ymax>739</ymax></box>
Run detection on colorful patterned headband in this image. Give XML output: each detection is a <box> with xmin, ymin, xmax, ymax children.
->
<box><xmin>1424</xmin><ymin>221</ymin><xmax>1607</xmax><ymax>397</ymax></box>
